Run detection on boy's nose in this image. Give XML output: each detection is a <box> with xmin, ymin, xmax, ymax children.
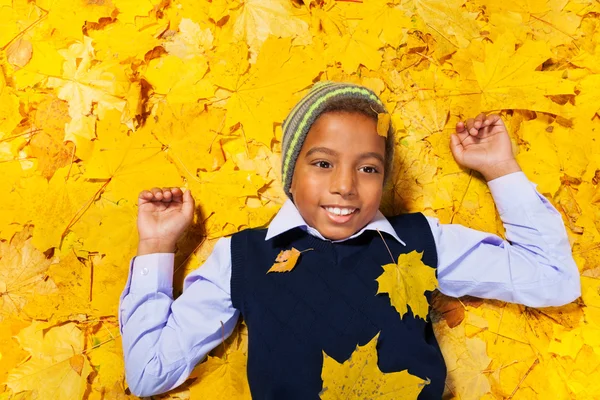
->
<box><xmin>330</xmin><ymin>168</ymin><xmax>356</xmax><ymax>197</ymax></box>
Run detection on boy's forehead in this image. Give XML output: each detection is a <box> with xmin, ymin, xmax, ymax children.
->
<box><xmin>302</xmin><ymin>113</ymin><xmax>385</xmax><ymax>157</ymax></box>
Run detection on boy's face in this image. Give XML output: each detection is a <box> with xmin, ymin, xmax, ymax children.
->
<box><xmin>290</xmin><ymin>111</ymin><xmax>386</xmax><ymax>241</ymax></box>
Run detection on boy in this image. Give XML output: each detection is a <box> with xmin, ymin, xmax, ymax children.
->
<box><xmin>119</xmin><ymin>82</ymin><xmax>581</xmax><ymax>399</ymax></box>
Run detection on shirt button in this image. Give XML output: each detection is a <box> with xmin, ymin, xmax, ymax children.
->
<box><xmin>141</xmin><ymin>267</ymin><xmax>149</xmax><ymax>276</ymax></box>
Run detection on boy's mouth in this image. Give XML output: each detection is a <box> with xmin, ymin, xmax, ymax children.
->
<box><xmin>322</xmin><ymin>206</ymin><xmax>358</xmax><ymax>224</ymax></box>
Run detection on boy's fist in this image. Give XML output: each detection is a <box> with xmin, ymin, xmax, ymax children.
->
<box><xmin>450</xmin><ymin>113</ymin><xmax>521</xmax><ymax>181</ymax></box>
<box><xmin>137</xmin><ymin>187</ymin><xmax>195</xmax><ymax>255</ymax></box>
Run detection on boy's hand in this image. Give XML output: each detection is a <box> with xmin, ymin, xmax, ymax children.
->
<box><xmin>137</xmin><ymin>187</ymin><xmax>195</xmax><ymax>255</ymax></box>
<box><xmin>451</xmin><ymin>113</ymin><xmax>521</xmax><ymax>181</ymax></box>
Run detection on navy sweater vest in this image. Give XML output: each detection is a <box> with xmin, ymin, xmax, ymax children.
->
<box><xmin>230</xmin><ymin>213</ymin><xmax>445</xmax><ymax>399</ymax></box>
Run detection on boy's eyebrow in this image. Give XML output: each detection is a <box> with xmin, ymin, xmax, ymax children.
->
<box><xmin>305</xmin><ymin>147</ymin><xmax>339</xmax><ymax>158</ymax></box>
<box><xmin>305</xmin><ymin>147</ymin><xmax>385</xmax><ymax>164</ymax></box>
<box><xmin>357</xmin><ymin>152</ymin><xmax>385</xmax><ymax>164</ymax></box>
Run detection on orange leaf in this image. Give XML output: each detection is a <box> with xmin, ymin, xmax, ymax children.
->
<box><xmin>377</xmin><ymin>113</ymin><xmax>390</xmax><ymax>138</ymax></box>
<box><xmin>267</xmin><ymin>247</ymin><xmax>307</xmax><ymax>273</ymax></box>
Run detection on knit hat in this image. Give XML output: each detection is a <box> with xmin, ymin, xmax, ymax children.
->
<box><xmin>281</xmin><ymin>81</ymin><xmax>391</xmax><ymax>198</ymax></box>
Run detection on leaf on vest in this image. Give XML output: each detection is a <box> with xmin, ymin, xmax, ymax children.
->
<box><xmin>320</xmin><ymin>332</ymin><xmax>429</xmax><ymax>399</ymax></box>
<box><xmin>376</xmin><ymin>250</ymin><xmax>438</xmax><ymax>320</ymax></box>
<box><xmin>267</xmin><ymin>247</ymin><xmax>311</xmax><ymax>273</ymax></box>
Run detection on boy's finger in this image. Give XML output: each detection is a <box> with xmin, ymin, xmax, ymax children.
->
<box><xmin>139</xmin><ymin>190</ymin><xmax>152</xmax><ymax>199</ymax></box>
<box><xmin>449</xmin><ymin>134</ymin><xmax>464</xmax><ymax>161</ymax></box>
<box><xmin>474</xmin><ymin>113</ymin><xmax>486</xmax><ymax>129</ymax></box>
<box><xmin>138</xmin><ymin>190</ymin><xmax>153</xmax><ymax>204</ymax></box>
<box><xmin>455</xmin><ymin>121</ymin><xmax>466</xmax><ymax>133</ymax></box>
<box><xmin>486</xmin><ymin>114</ymin><xmax>502</xmax><ymax>126</ymax></box>
<box><xmin>182</xmin><ymin>190</ymin><xmax>195</xmax><ymax>219</ymax></box>
<box><xmin>161</xmin><ymin>187</ymin><xmax>173</xmax><ymax>202</ymax></box>
<box><xmin>151</xmin><ymin>187</ymin><xmax>163</xmax><ymax>200</ymax></box>
<box><xmin>170</xmin><ymin>187</ymin><xmax>184</xmax><ymax>203</ymax></box>
<box><xmin>465</xmin><ymin>118</ymin><xmax>477</xmax><ymax>135</ymax></box>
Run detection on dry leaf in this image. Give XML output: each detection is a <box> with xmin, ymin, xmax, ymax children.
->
<box><xmin>6</xmin><ymin>322</ymin><xmax>93</xmax><ymax>400</ymax></box>
<box><xmin>377</xmin><ymin>113</ymin><xmax>390</xmax><ymax>138</ymax></box>
<box><xmin>267</xmin><ymin>247</ymin><xmax>306</xmax><ymax>273</ymax></box>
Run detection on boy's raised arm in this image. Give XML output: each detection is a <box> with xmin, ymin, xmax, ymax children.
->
<box><xmin>119</xmin><ymin>188</ymin><xmax>239</xmax><ymax>396</ymax></box>
<box><xmin>432</xmin><ymin>115</ymin><xmax>581</xmax><ymax>307</ymax></box>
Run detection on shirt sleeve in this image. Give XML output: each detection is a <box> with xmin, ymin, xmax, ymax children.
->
<box><xmin>118</xmin><ymin>237</ymin><xmax>239</xmax><ymax>397</ymax></box>
<box><xmin>429</xmin><ymin>171</ymin><xmax>581</xmax><ymax>307</ymax></box>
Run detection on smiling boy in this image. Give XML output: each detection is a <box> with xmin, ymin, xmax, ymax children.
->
<box><xmin>119</xmin><ymin>82</ymin><xmax>581</xmax><ymax>399</ymax></box>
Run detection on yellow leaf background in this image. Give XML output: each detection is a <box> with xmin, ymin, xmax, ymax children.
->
<box><xmin>1</xmin><ymin>0</ymin><xmax>599</xmax><ymax>398</ymax></box>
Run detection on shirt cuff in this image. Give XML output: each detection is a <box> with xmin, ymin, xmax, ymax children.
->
<box><xmin>487</xmin><ymin>171</ymin><xmax>544</xmax><ymax>215</ymax></box>
<box><xmin>130</xmin><ymin>253</ymin><xmax>175</xmax><ymax>294</ymax></box>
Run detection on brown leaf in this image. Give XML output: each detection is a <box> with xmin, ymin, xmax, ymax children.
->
<box><xmin>430</xmin><ymin>291</ymin><xmax>465</xmax><ymax>328</ymax></box>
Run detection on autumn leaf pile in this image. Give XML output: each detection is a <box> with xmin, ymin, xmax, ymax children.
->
<box><xmin>1</xmin><ymin>0</ymin><xmax>600</xmax><ymax>398</ymax></box>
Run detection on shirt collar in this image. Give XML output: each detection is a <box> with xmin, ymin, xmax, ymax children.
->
<box><xmin>265</xmin><ymin>199</ymin><xmax>406</xmax><ymax>246</ymax></box>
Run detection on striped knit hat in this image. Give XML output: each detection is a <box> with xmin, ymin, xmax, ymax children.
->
<box><xmin>281</xmin><ymin>81</ymin><xmax>392</xmax><ymax>198</ymax></box>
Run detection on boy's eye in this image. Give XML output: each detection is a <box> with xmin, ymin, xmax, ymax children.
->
<box><xmin>314</xmin><ymin>161</ymin><xmax>332</xmax><ymax>169</ymax></box>
<box><xmin>360</xmin><ymin>166</ymin><xmax>379</xmax><ymax>174</ymax></box>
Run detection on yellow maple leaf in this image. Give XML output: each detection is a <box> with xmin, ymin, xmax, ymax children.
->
<box><xmin>412</xmin><ymin>0</ymin><xmax>481</xmax><ymax>49</ymax></box>
<box><xmin>471</xmin><ymin>33</ymin><xmax>576</xmax><ymax>114</ymax></box>
<box><xmin>164</xmin><ymin>18</ymin><xmax>214</xmax><ymax>60</ymax></box>
<box><xmin>217</xmin><ymin>37</ymin><xmax>323</xmax><ymax>148</ymax></box>
<box><xmin>83</xmin><ymin>110</ymin><xmax>182</xmax><ymax>202</ymax></box>
<box><xmin>144</xmin><ymin>54</ymin><xmax>214</xmax><ymax>104</ymax></box>
<box><xmin>47</xmin><ymin>36</ymin><xmax>129</xmax><ymax>120</ymax></box>
<box><xmin>0</xmin><ymin>317</ymin><xmax>29</xmax><ymax>386</ymax></box>
<box><xmin>27</xmin><ymin>95</ymin><xmax>73</xmax><ymax>179</ymax></box>
<box><xmin>0</xmin><ymin>88</ymin><xmax>20</xmax><ymax>139</ymax></box>
<box><xmin>88</xmin><ymin>21</ymin><xmax>161</xmax><ymax>62</ymax></box>
<box><xmin>112</xmin><ymin>0</ymin><xmax>161</xmax><ymax>24</ymax></box>
<box><xmin>325</xmin><ymin>27</ymin><xmax>383</xmax><ymax>74</ymax></box>
<box><xmin>517</xmin><ymin>118</ymin><xmax>589</xmax><ymax>196</ymax></box>
<box><xmin>230</xmin><ymin>0</ymin><xmax>310</xmax><ymax>58</ymax></box>
<box><xmin>186</xmin><ymin>160</ymin><xmax>268</xmax><ymax>238</ymax></box>
<box><xmin>357</xmin><ymin>0</ymin><xmax>412</xmax><ymax>48</ymax></box>
<box><xmin>320</xmin><ymin>333</ymin><xmax>429</xmax><ymax>399</ymax></box>
<box><xmin>0</xmin><ymin>228</ymin><xmax>57</xmax><ymax>321</ymax></box>
<box><xmin>31</xmin><ymin>164</ymin><xmax>101</xmax><ymax>251</ymax></box>
<box><xmin>189</xmin><ymin>351</ymin><xmax>251</xmax><ymax>399</ymax></box>
<box><xmin>149</xmin><ymin>104</ymin><xmax>227</xmax><ymax>174</ymax></box>
<box><xmin>376</xmin><ymin>250</ymin><xmax>437</xmax><ymax>320</ymax></box>
<box><xmin>13</xmin><ymin>38</ymin><xmax>64</xmax><ymax>89</ymax></box>
<box><xmin>478</xmin><ymin>0</ymin><xmax>582</xmax><ymax>47</ymax></box>
<box><xmin>433</xmin><ymin>322</ymin><xmax>492</xmax><ymax>400</ymax></box>
<box><xmin>6</xmin><ymin>321</ymin><xmax>93</xmax><ymax>400</ymax></box>
<box><xmin>36</xmin><ymin>0</ymin><xmax>114</xmax><ymax>43</ymax></box>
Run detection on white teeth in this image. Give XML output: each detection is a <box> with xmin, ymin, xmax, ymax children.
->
<box><xmin>325</xmin><ymin>207</ymin><xmax>356</xmax><ymax>216</ymax></box>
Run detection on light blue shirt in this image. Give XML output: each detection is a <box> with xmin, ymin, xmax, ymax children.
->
<box><xmin>119</xmin><ymin>172</ymin><xmax>581</xmax><ymax>397</ymax></box>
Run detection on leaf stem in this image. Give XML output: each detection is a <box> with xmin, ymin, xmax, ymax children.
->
<box><xmin>376</xmin><ymin>229</ymin><xmax>395</xmax><ymax>263</ymax></box>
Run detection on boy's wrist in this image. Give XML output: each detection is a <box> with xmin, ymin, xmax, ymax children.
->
<box><xmin>137</xmin><ymin>239</ymin><xmax>177</xmax><ymax>256</ymax></box>
<box><xmin>480</xmin><ymin>159</ymin><xmax>521</xmax><ymax>182</ymax></box>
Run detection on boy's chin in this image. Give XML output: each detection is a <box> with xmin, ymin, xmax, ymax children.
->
<box><xmin>316</xmin><ymin>224</ymin><xmax>360</xmax><ymax>241</ymax></box>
